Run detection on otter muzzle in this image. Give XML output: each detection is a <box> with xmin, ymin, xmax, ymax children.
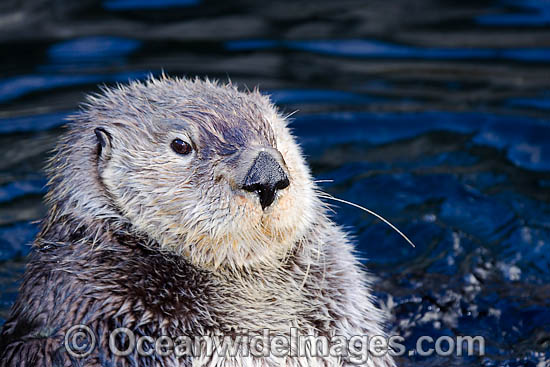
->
<box><xmin>242</xmin><ymin>151</ymin><xmax>290</xmax><ymax>210</ymax></box>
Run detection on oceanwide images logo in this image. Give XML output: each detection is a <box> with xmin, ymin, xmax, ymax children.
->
<box><xmin>65</xmin><ymin>325</ymin><xmax>485</xmax><ymax>363</ymax></box>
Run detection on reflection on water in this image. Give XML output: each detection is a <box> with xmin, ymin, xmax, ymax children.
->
<box><xmin>0</xmin><ymin>0</ymin><xmax>549</xmax><ymax>365</ymax></box>
<box><xmin>226</xmin><ymin>39</ymin><xmax>550</xmax><ymax>61</ymax></box>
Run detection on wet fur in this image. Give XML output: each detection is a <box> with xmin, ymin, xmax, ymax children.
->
<box><xmin>0</xmin><ymin>76</ymin><xmax>395</xmax><ymax>367</ymax></box>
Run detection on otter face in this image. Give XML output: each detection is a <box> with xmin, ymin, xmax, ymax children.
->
<box><xmin>90</xmin><ymin>78</ymin><xmax>316</xmax><ymax>269</ymax></box>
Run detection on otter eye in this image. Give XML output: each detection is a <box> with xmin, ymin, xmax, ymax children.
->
<box><xmin>171</xmin><ymin>138</ymin><xmax>193</xmax><ymax>155</ymax></box>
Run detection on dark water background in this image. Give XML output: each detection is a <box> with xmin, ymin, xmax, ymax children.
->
<box><xmin>1</xmin><ymin>0</ymin><xmax>550</xmax><ymax>365</ymax></box>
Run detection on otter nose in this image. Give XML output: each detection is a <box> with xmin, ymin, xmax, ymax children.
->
<box><xmin>242</xmin><ymin>151</ymin><xmax>290</xmax><ymax>210</ymax></box>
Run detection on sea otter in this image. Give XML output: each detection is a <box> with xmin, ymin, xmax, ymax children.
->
<box><xmin>0</xmin><ymin>76</ymin><xmax>396</xmax><ymax>367</ymax></box>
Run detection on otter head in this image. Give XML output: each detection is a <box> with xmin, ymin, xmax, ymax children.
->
<box><xmin>49</xmin><ymin>77</ymin><xmax>317</xmax><ymax>270</ymax></box>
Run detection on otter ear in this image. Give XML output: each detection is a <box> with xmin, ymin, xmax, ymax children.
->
<box><xmin>94</xmin><ymin>127</ymin><xmax>112</xmax><ymax>160</ymax></box>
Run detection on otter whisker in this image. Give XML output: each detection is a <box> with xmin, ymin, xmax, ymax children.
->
<box><xmin>283</xmin><ymin>109</ymin><xmax>299</xmax><ymax>120</ymax></box>
<box><xmin>317</xmin><ymin>192</ymin><xmax>416</xmax><ymax>248</ymax></box>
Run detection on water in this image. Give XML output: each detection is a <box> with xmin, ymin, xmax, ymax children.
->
<box><xmin>1</xmin><ymin>0</ymin><xmax>550</xmax><ymax>365</ymax></box>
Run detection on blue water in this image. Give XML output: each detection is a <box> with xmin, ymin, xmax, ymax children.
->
<box><xmin>1</xmin><ymin>0</ymin><xmax>549</xmax><ymax>365</ymax></box>
<box><xmin>226</xmin><ymin>39</ymin><xmax>550</xmax><ymax>62</ymax></box>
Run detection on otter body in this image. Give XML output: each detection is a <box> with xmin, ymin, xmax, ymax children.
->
<box><xmin>0</xmin><ymin>77</ymin><xmax>395</xmax><ymax>367</ymax></box>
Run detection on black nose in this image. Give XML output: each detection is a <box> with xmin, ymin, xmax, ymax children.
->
<box><xmin>242</xmin><ymin>151</ymin><xmax>290</xmax><ymax>210</ymax></box>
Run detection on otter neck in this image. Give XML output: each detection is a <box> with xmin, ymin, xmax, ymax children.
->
<box><xmin>36</xmin><ymin>206</ymin><xmax>315</xmax><ymax>278</ymax></box>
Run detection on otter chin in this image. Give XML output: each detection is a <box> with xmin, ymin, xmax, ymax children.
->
<box><xmin>0</xmin><ymin>76</ymin><xmax>396</xmax><ymax>367</ymax></box>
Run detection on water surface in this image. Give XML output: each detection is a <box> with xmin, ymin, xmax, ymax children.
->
<box><xmin>1</xmin><ymin>1</ymin><xmax>549</xmax><ymax>365</ymax></box>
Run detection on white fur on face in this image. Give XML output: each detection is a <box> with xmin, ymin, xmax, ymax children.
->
<box><xmin>96</xmin><ymin>78</ymin><xmax>316</xmax><ymax>270</ymax></box>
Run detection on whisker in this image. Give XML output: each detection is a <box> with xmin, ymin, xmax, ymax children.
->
<box><xmin>318</xmin><ymin>192</ymin><xmax>416</xmax><ymax>248</ymax></box>
<box><xmin>284</xmin><ymin>110</ymin><xmax>300</xmax><ymax>119</ymax></box>
<box><xmin>314</xmin><ymin>179</ymin><xmax>335</xmax><ymax>184</ymax></box>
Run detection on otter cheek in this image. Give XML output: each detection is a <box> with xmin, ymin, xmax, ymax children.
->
<box><xmin>276</xmin><ymin>191</ymin><xmax>293</xmax><ymax>214</ymax></box>
<box><xmin>234</xmin><ymin>194</ymin><xmax>248</xmax><ymax>207</ymax></box>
